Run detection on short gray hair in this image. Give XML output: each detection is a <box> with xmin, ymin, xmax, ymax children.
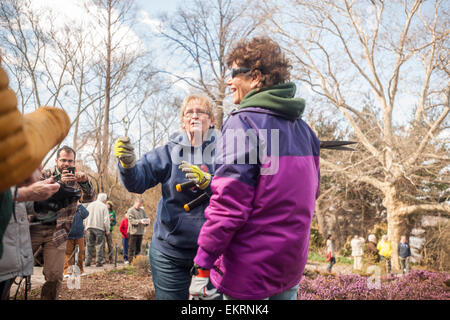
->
<box><xmin>97</xmin><ymin>193</ymin><xmax>107</xmax><ymax>202</ymax></box>
<box><xmin>180</xmin><ymin>94</ymin><xmax>214</xmax><ymax>125</ymax></box>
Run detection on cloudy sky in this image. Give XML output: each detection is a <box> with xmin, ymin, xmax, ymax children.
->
<box><xmin>9</xmin><ymin>0</ymin><xmax>443</xmax><ymax>129</ymax></box>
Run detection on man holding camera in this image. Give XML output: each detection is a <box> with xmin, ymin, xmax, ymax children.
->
<box><xmin>29</xmin><ymin>145</ymin><xmax>95</xmax><ymax>300</ymax></box>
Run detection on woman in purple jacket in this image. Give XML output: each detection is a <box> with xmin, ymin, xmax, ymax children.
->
<box><xmin>189</xmin><ymin>36</ymin><xmax>320</xmax><ymax>300</ymax></box>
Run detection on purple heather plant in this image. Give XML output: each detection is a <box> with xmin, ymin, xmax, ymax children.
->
<box><xmin>298</xmin><ymin>270</ymin><xmax>450</xmax><ymax>300</ymax></box>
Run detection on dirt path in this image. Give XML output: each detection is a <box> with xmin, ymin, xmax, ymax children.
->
<box><xmin>304</xmin><ymin>261</ymin><xmax>354</xmax><ymax>275</ymax></box>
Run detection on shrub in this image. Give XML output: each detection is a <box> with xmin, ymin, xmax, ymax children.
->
<box><xmin>309</xmin><ymin>227</ymin><xmax>325</xmax><ymax>250</ymax></box>
<box><xmin>422</xmin><ymin>222</ymin><xmax>450</xmax><ymax>271</ymax></box>
<box><xmin>298</xmin><ymin>270</ymin><xmax>450</xmax><ymax>300</ymax></box>
<box><xmin>370</xmin><ymin>223</ymin><xmax>387</xmax><ymax>243</ymax></box>
<box><xmin>131</xmin><ymin>255</ymin><xmax>151</xmax><ymax>276</ymax></box>
<box><xmin>340</xmin><ymin>236</ymin><xmax>352</xmax><ymax>257</ymax></box>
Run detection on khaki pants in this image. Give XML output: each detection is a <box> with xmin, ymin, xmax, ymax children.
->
<box><xmin>399</xmin><ymin>257</ymin><xmax>410</xmax><ymax>274</ymax></box>
<box><xmin>85</xmin><ymin>228</ymin><xmax>106</xmax><ymax>265</ymax></box>
<box><xmin>105</xmin><ymin>232</ymin><xmax>114</xmax><ymax>263</ymax></box>
<box><xmin>64</xmin><ymin>237</ymin><xmax>85</xmax><ymax>275</ymax></box>
<box><xmin>30</xmin><ymin>224</ymin><xmax>67</xmax><ymax>300</ymax></box>
<box><xmin>353</xmin><ymin>256</ymin><xmax>363</xmax><ymax>271</ymax></box>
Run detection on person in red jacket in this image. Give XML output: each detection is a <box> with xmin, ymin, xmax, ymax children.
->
<box><xmin>119</xmin><ymin>217</ymin><xmax>129</xmax><ymax>264</ymax></box>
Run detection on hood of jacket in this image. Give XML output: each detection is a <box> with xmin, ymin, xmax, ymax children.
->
<box><xmin>238</xmin><ymin>82</ymin><xmax>305</xmax><ymax>121</ymax></box>
<box><xmin>169</xmin><ymin>128</ymin><xmax>218</xmax><ymax>148</ymax></box>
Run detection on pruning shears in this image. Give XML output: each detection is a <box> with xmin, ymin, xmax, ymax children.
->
<box><xmin>176</xmin><ymin>180</ymin><xmax>210</xmax><ymax>212</ymax></box>
<box><xmin>320</xmin><ymin>140</ymin><xmax>357</xmax><ymax>151</ymax></box>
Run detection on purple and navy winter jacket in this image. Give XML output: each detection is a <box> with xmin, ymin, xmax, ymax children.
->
<box><xmin>194</xmin><ymin>83</ymin><xmax>320</xmax><ymax>299</ymax></box>
<box><xmin>118</xmin><ymin>131</ymin><xmax>216</xmax><ymax>260</ymax></box>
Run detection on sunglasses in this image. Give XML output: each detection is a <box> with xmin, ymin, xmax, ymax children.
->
<box><xmin>231</xmin><ymin>67</ymin><xmax>251</xmax><ymax>78</ymax></box>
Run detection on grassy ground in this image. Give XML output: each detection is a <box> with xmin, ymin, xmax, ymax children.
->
<box><xmin>308</xmin><ymin>250</ymin><xmax>353</xmax><ymax>265</ymax></box>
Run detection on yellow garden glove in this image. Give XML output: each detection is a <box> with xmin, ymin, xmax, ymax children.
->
<box><xmin>178</xmin><ymin>161</ymin><xmax>211</xmax><ymax>190</ymax></box>
<box><xmin>113</xmin><ymin>136</ymin><xmax>136</xmax><ymax>168</ymax></box>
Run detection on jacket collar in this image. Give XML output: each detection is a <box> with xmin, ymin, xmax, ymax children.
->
<box><xmin>169</xmin><ymin>128</ymin><xmax>218</xmax><ymax>148</ymax></box>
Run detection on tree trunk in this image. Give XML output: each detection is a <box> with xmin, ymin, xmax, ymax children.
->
<box><xmin>100</xmin><ymin>0</ymin><xmax>113</xmax><ymax>192</ymax></box>
<box><xmin>73</xmin><ymin>106</ymin><xmax>80</xmax><ymax>151</ymax></box>
<box><xmin>314</xmin><ymin>200</ymin><xmax>328</xmax><ymax>236</ymax></box>
<box><xmin>316</xmin><ymin>210</ymin><xmax>328</xmax><ymax>237</ymax></box>
<box><xmin>383</xmin><ymin>184</ymin><xmax>403</xmax><ymax>271</ymax></box>
<box><xmin>73</xmin><ymin>71</ymin><xmax>84</xmax><ymax>151</ymax></box>
<box><xmin>215</xmin><ymin>103</ymin><xmax>224</xmax><ymax>130</ymax></box>
<box><xmin>215</xmin><ymin>86</ymin><xmax>226</xmax><ymax>130</ymax></box>
<box><xmin>386</xmin><ymin>209</ymin><xmax>402</xmax><ymax>271</ymax></box>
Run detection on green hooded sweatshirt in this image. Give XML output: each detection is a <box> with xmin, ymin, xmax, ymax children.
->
<box><xmin>239</xmin><ymin>82</ymin><xmax>305</xmax><ymax>120</ymax></box>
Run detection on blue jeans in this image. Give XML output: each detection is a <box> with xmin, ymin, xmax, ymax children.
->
<box><xmin>122</xmin><ymin>237</ymin><xmax>129</xmax><ymax>262</ymax></box>
<box><xmin>380</xmin><ymin>255</ymin><xmax>391</xmax><ymax>273</ymax></box>
<box><xmin>0</xmin><ymin>278</ymin><xmax>14</xmax><ymax>300</ymax></box>
<box><xmin>327</xmin><ymin>257</ymin><xmax>336</xmax><ymax>272</ymax></box>
<box><xmin>149</xmin><ymin>242</ymin><xmax>194</xmax><ymax>300</ymax></box>
<box><xmin>223</xmin><ymin>284</ymin><xmax>299</xmax><ymax>300</ymax></box>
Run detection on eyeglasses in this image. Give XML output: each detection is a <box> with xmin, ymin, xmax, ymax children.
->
<box><xmin>184</xmin><ymin>109</ymin><xmax>210</xmax><ymax>118</ymax></box>
<box><xmin>231</xmin><ymin>67</ymin><xmax>251</xmax><ymax>78</ymax></box>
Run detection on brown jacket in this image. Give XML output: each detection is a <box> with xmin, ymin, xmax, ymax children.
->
<box><xmin>366</xmin><ymin>241</ymin><xmax>379</xmax><ymax>263</ymax></box>
<box><xmin>36</xmin><ymin>167</ymin><xmax>95</xmax><ymax>246</ymax></box>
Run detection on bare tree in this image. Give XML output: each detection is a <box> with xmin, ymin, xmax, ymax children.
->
<box><xmin>83</xmin><ymin>0</ymin><xmax>138</xmax><ymax>191</ymax></box>
<box><xmin>307</xmin><ymin>108</ymin><xmax>385</xmax><ymax>249</ymax></box>
<box><xmin>266</xmin><ymin>0</ymin><xmax>450</xmax><ymax>269</ymax></box>
<box><xmin>0</xmin><ymin>0</ymin><xmax>45</xmax><ymax>109</ymax></box>
<box><xmin>138</xmin><ymin>94</ymin><xmax>181</xmax><ymax>151</ymax></box>
<box><xmin>0</xmin><ymin>1</ymin><xmax>92</xmax><ymax>111</ymax></box>
<box><xmin>65</xmin><ymin>26</ymin><xmax>104</xmax><ymax>151</ymax></box>
<box><xmin>156</xmin><ymin>0</ymin><xmax>268</xmax><ymax>129</ymax></box>
<box><xmin>0</xmin><ymin>0</ymin><xmax>97</xmax><ymax>165</ymax></box>
<box><xmin>0</xmin><ymin>0</ymin><xmax>169</xmax><ymax>193</ymax></box>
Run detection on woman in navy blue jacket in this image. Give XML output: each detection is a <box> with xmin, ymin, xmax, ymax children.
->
<box><xmin>113</xmin><ymin>94</ymin><xmax>217</xmax><ymax>299</ymax></box>
<box><xmin>64</xmin><ymin>203</ymin><xmax>89</xmax><ymax>277</ymax></box>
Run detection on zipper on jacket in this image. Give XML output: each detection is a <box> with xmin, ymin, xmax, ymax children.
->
<box><xmin>213</xmin><ymin>266</ymin><xmax>224</xmax><ymax>277</ymax></box>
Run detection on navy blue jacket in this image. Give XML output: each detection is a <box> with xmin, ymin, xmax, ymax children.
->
<box><xmin>68</xmin><ymin>204</ymin><xmax>89</xmax><ymax>239</ymax></box>
<box><xmin>398</xmin><ymin>242</ymin><xmax>411</xmax><ymax>258</ymax></box>
<box><xmin>118</xmin><ymin>131</ymin><xmax>216</xmax><ymax>260</ymax></box>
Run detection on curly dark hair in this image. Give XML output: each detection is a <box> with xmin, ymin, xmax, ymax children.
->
<box><xmin>226</xmin><ymin>36</ymin><xmax>292</xmax><ymax>88</ymax></box>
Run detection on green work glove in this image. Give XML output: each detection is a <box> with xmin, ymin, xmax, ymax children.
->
<box><xmin>113</xmin><ymin>136</ymin><xmax>136</xmax><ymax>169</ymax></box>
<box><xmin>178</xmin><ymin>161</ymin><xmax>211</xmax><ymax>190</ymax></box>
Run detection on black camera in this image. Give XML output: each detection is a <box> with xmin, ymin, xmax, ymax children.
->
<box><xmin>54</xmin><ymin>166</ymin><xmax>76</xmax><ymax>186</ymax></box>
<box><xmin>34</xmin><ymin>181</ymin><xmax>82</xmax><ymax>213</ymax></box>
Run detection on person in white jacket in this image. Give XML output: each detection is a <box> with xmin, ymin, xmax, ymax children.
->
<box><xmin>84</xmin><ymin>193</ymin><xmax>110</xmax><ymax>267</ymax></box>
<box><xmin>351</xmin><ymin>235</ymin><xmax>365</xmax><ymax>271</ymax></box>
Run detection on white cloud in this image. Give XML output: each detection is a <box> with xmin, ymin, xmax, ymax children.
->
<box><xmin>25</xmin><ymin>0</ymin><xmax>144</xmax><ymax>63</ymax></box>
<box><xmin>139</xmin><ymin>10</ymin><xmax>164</xmax><ymax>33</ymax></box>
